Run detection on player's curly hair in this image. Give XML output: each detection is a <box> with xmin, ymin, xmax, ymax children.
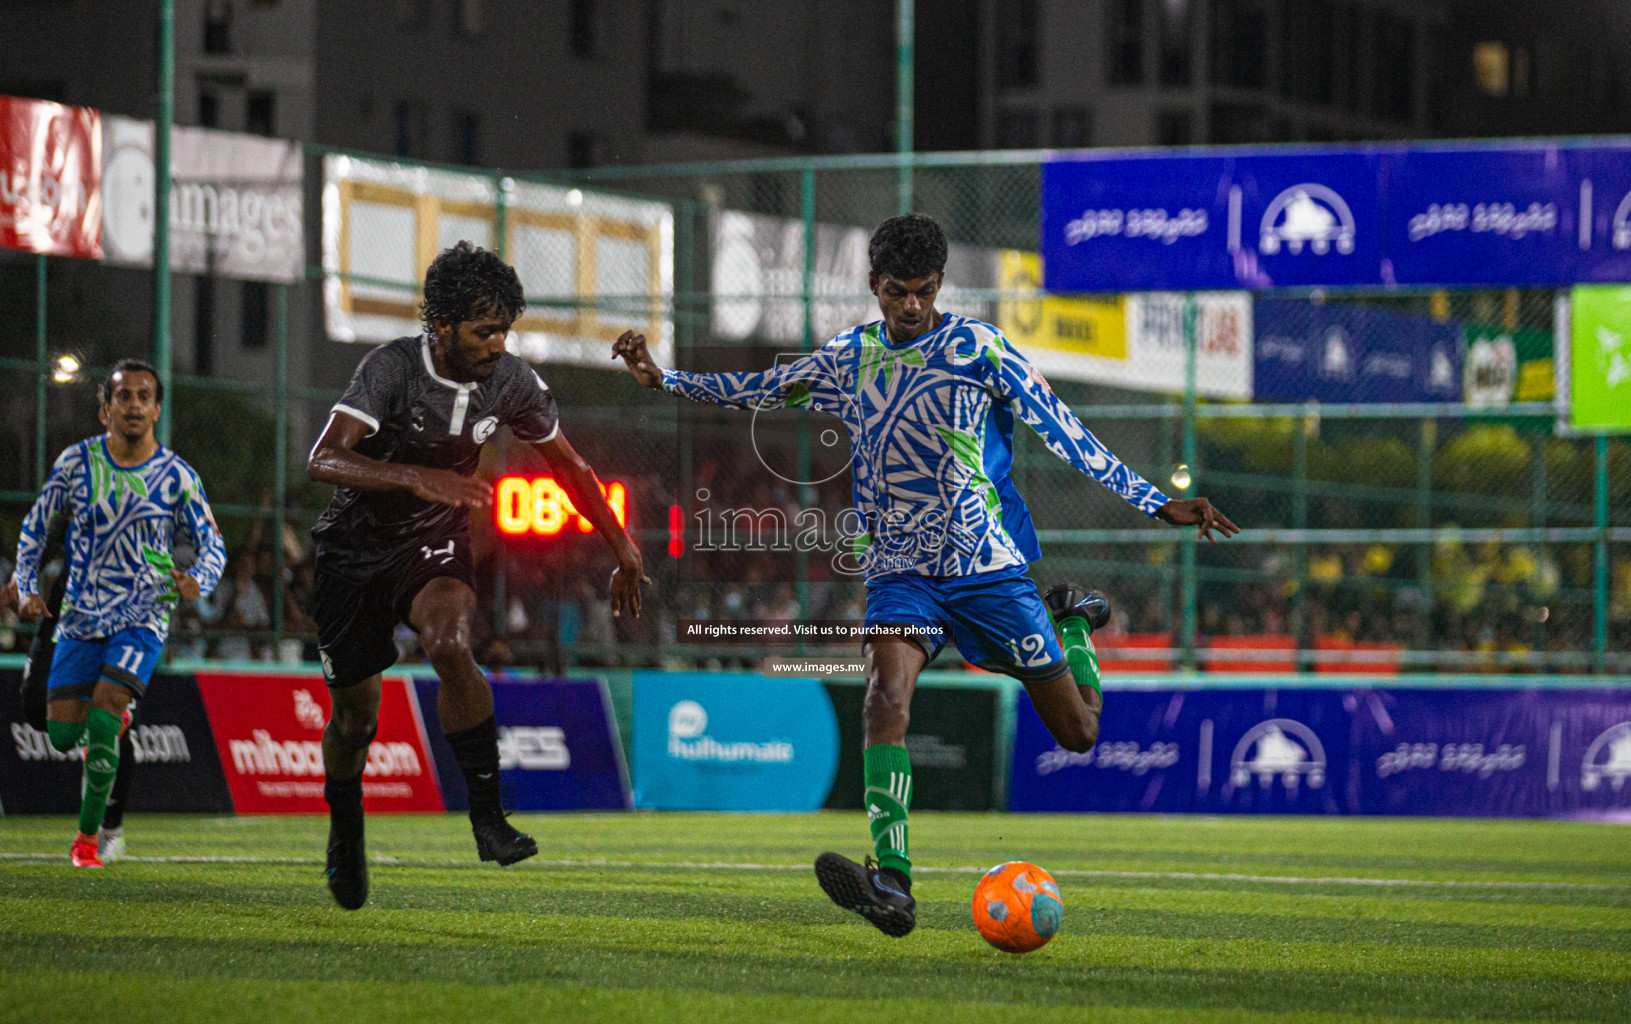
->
<box><xmin>419</xmin><ymin>240</ymin><xmax>526</xmax><ymax>333</ymax></box>
<box><xmin>869</xmin><ymin>213</ymin><xmax>948</xmax><ymax>280</ymax></box>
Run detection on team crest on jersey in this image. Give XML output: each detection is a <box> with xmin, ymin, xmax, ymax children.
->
<box><xmin>472</xmin><ymin>416</ymin><xmax>498</xmax><ymax>443</ymax></box>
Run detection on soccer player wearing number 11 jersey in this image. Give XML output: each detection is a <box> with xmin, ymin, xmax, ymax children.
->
<box><xmin>10</xmin><ymin>359</ymin><xmax>226</xmax><ymax>868</ymax></box>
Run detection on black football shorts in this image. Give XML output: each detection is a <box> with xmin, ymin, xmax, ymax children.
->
<box><xmin>312</xmin><ymin>531</ymin><xmax>476</xmax><ymax>689</ymax></box>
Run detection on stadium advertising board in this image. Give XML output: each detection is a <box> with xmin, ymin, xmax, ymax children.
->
<box><xmin>0</xmin><ymin>669</ymin><xmax>232</xmax><ymax>815</ymax></box>
<box><xmin>323</xmin><ymin>154</ymin><xmax>672</xmax><ymax>369</ymax></box>
<box><xmin>631</xmin><ymin>671</ymin><xmax>838</xmax><ymax>811</ymax></box>
<box><xmin>1011</xmin><ymin>688</ymin><xmax>1351</xmax><ymax>814</ymax></box>
<box><xmin>823</xmin><ymin>683</ymin><xmax>999</xmax><ymax>811</ymax></box>
<box><xmin>0</xmin><ymin>95</ymin><xmax>101</xmax><ymax>259</ymax></box>
<box><xmin>1568</xmin><ymin>285</ymin><xmax>1631</xmax><ymax>431</ymax></box>
<box><xmin>1463</xmin><ymin>324</ymin><xmax>1553</xmax><ymax>408</ymax></box>
<box><xmin>416</xmin><ymin>677</ymin><xmax>630</xmax><ymax>812</ymax></box>
<box><xmin>996</xmin><ymin>250</ymin><xmax>1253</xmax><ymax>398</ymax></box>
<box><xmin>196</xmin><ymin>672</ymin><xmax>443</xmax><ymax>814</ymax></box>
<box><xmin>100</xmin><ymin>116</ymin><xmax>304</xmax><ymax>282</ymax></box>
<box><xmin>1253</xmin><ymin>298</ymin><xmax>1461</xmax><ymax>404</ymax></box>
<box><xmin>1352</xmin><ymin>689</ymin><xmax>1631</xmax><ymax>816</ymax></box>
<box><xmin>1011</xmin><ymin>686</ymin><xmax>1631</xmax><ymax>816</ymax></box>
<box><xmin>1042</xmin><ymin>150</ymin><xmax>1382</xmax><ymax>291</ymax></box>
<box><xmin>1044</xmin><ymin>141</ymin><xmax>1631</xmax><ymax>291</ymax></box>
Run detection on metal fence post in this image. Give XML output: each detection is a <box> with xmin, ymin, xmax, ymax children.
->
<box><xmin>895</xmin><ymin>0</ymin><xmax>914</xmax><ymax>215</ymax></box>
<box><xmin>493</xmin><ymin>174</ymin><xmax>510</xmax><ymax>637</ymax></box>
<box><xmin>34</xmin><ymin>254</ymin><xmax>47</xmax><ymax>488</ymax></box>
<box><xmin>1417</xmin><ymin>418</ymin><xmax>1435</xmax><ymax>646</ymax></box>
<box><xmin>1180</xmin><ymin>293</ymin><xmax>1198</xmax><ymax>670</ymax></box>
<box><xmin>271</xmin><ymin>284</ymin><xmax>288</xmax><ymax>643</ymax></box>
<box><xmin>1595</xmin><ymin>434</ymin><xmax>1610</xmax><ymax>674</ymax></box>
<box><xmin>795</xmin><ymin>163</ymin><xmax>815</xmax><ymax>627</ymax></box>
<box><xmin>1291</xmin><ymin>407</ymin><xmax>1308</xmax><ymax>650</ymax></box>
<box><xmin>1532</xmin><ymin>432</ymin><xmax>1548</xmax><ymax>652</ymax></box>
<box><xmin>153</xmin><ymin>0</ymin><xmax>175</xmax><ymax>445</ymax></box>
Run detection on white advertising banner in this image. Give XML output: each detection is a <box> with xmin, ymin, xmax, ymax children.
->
<box><xmin>101</xmin><ymin>116</ymin><xmax>304</xmax><ymax>282</ymax></box>
<box><xmin>709</xmin><ymin>209</ymin><xmax>999</xmax><ymax>346</ymax></box>
<box><xmin>323</xmin><ymin>154</ymin><xmax>672</xmax><ymax>369</ymax></box>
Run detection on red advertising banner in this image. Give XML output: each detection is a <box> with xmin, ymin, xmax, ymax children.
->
<box><xmin>195</xmin><ymin>671</ymin><xmax>444</xmax><ymax>814</ymax></box>
<box><xmin>0</xmin><ymin>96</ymin><xmax>101</xmax><ymax>258</ymax></box>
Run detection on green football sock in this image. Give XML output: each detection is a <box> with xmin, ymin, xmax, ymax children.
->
<box><xmin>78</xmin><ymin>707</ymin><xmax>122</xmax><ymax>836</ymax></box>
<box><xmin>1057</xmin><ymin>616</ymin><xmax>1102</xmax><ymax>695</ymax></box>
<box><xmin>863</xmin><ymin>743</ymin><xmax>912</xmax><ymax>880</ymax></box>
<box><xmin>46</xmin><ymin>719</ymin><xmax>86</xmax><ymax>753</ymax></box>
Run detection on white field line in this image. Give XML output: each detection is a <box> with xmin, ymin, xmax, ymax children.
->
<box><xmin>0</xmin><ymin>852</ymin><xmax>1627</xmax><ymax>891</ymax></box>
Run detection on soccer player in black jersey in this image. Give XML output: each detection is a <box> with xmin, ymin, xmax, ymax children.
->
<box><xmin>308</xmin><ymin>241</ymin><xmax>648</xmax><ymax>910</ymax></box>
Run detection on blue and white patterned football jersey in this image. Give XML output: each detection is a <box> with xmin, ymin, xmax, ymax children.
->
<box><xmin>13</xmin><ymin>437</ymin><xmax>227</xmax><ymax>642</ymax></box>
<box><xmin>661</xmin><ymin>314</ymin><xmax>1169</xmax><ymax>580</ymax></box>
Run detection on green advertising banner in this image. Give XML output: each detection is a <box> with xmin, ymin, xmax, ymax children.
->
<box><xmin>1571</xmin><ymin>285</ymin><xmax>1631</xmax><ymax>432</ymax></box>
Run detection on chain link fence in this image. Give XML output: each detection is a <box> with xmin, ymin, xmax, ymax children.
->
<box><xmin>0</xmin><ymin>148</ymin><xmax>1626</xmax><ymax>673</ymax></box>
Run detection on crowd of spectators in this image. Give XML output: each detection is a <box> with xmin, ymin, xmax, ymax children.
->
<box><xmin>1</xmin><ymin>491</ymin><xmax>1626</xmax><ymax>673</ymax></box>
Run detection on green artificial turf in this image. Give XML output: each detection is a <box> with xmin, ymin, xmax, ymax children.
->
<box><xmin>1</xmin><ymin>813</ymin><xmax>1627</xmax><ymax>1023</ymax></box>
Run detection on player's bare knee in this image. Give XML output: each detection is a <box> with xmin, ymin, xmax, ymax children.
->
<box><xmin>1054</xmin><ymin>710</ymin><xmax>1098</xmax><ymax>754</ymax></box>
<box><xmin>419</xmin><ymin>628</ymin><xmax>472</xmax><ymax>669</ymax></box>
<box><xmin>89</xmin><ymin>686</ymin><xmax>133</xmax><ymax>716</ymax></box>
<box><xmin>862</xmin><ymin>681</ymin><xmax>910</xmax><ymax>733</ymax></box>
<box><xmin>328</xmin><ymin>706</ymin><xmax>378</xmax><ymax>751</ymax></box>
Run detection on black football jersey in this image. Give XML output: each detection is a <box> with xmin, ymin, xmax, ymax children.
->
<box><xmin>312</xmin><ymin>335</ymin><xmax>559</xmax><ymax>580</ymax></box>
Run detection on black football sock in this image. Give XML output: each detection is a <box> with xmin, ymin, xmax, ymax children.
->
<box><xmin>324</xmin><ymin>774</ymin><xmax>365</xmax><ymax>843</ymax></box>
<box><xmin>446</xmin><ymin>716</ymin><xmax>503</xmax><ymax>821</ymax></box>
<box><xmin>101</xmin><ymin>729</ymin><xmax>137</xmax><ymax>832</ymax></box>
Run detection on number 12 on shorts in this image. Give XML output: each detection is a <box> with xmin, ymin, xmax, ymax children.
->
<box><xmin>1006</xmin><ymin>633</ymin><xmax>1052</xmax><ymax>667</ymax></box>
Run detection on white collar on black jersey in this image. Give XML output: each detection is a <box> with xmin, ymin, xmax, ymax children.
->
<box><xmin>420</xmin><ymin>336</ymin><xmax>479</xmax><ymax>393</ymax></box>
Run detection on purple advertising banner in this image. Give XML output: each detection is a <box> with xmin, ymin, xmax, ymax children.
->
<box><xmin>1010</xmin><ymin>687</ymin><xmax>1631</xmax><ymax>817</ymax></box>
<box><xmin>417</xmin><ymin>676</ymin><xmax>629</xmax><ymax>813</ymax></box>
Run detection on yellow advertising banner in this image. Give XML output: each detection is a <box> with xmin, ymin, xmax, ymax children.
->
<box><xmin>997</xmin><ymin>250</ymin><xmax>1126</xmax><ymax>360</ymax></box>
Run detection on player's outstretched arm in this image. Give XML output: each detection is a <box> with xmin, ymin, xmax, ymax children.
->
<box><xmin>989</xmin><ymin>335</ymin><xmax>1240</xmax><ymax>543</ymax></box>
<box><xmin>990</xmin><ymin>335</ymin><xmax>1170</xmax><ymax>516</ymax></box>
<box><xmin>308</xmin><ymin>411</ymin><xmax>490</xmax><ymax>508</ymax></box>
<box><xmin>535</xmin><ymin>429</ymin><xmax>651</xmax><ymax>618</ymax></box>
<box><xmin>613</xmin><ymin>330</ymin><xmax>844</xmax><ymax>413</ymax></box>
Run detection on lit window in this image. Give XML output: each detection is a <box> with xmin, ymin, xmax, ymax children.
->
<box><xmin>1473</xmin><ymin>41</ymin><xmax>1509</xmax><ymax>98</ymax></box>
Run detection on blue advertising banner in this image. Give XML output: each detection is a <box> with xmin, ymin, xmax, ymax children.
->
<box><xmin>632</xmin><ymin>671</ymin><xmax>839</xmax><ymax>811</ymax></box>
<box><xmin>1011</xmin><ymin>686</ymin><xmax>1631</xmax><ymax>817</ymax></box>
<box><xmin>1355</xmin><ymin>689</ymin><xmax>1631</xmax><ymax>817</ymax></box>
<box><xmin>1043</xmin><ymin>141</ymin><xmax>1631</xmax><ymax>292</ymax></box>
<box><xmin>417</xmin><ymin>676</ymin><xmax>629</xmax><ymax>813</ymax></box>
<box><xmin>1229</xmin><ymin>152</ymin><xmax>1384</xmax><ymax>289</ymax></box>
<box><xmin>1011</xmin><ymin>689</ymin><xmax>1353</xmax><ymax>815</ymax></box>
<box><xmin>1253</xmin><ymin>298</ymin><xmax>1462</xmax><ymax>403</ymax></box>
<box><xmin>1382</xmin><ymin>148</ymin><xmax>1584</xmax><ymax>287</ymax></box>
<box><xmin>1040</xmin><ymin>156</ymin><xmax>1235</xmax><ymax>292</ymax></box>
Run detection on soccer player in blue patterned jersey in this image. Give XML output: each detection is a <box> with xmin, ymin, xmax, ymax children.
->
<box><xmin>11</xmin><ymin>358</ymin><xmax>226</xmax><ymax>867</ymax></box>
<box><xmin>616</xmin><ymin>214</ymin><xmax>1237</xmax><ymax>936</ymax></box>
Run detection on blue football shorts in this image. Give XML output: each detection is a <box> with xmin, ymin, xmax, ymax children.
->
<box><xmin>863</xmin><ymin>565</ymin><xmax>1067</xmax><ymax>683</ymax></box>
<box><xmin>47</xmin><ymin>625</ymin><xmax>165</xmax><ymax>701</ymax></box>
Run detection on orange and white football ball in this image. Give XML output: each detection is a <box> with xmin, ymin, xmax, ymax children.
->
<box><xmin>971</xmin><ymin>861</ymin><xmax>1063</xmax><ymax>953</ymax></box>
